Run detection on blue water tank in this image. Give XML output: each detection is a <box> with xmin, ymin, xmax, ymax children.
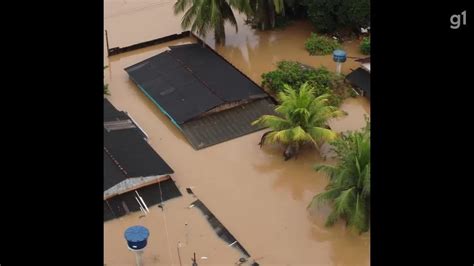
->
<box><xmin>124</xmin><ymin>225</ymin><xmax>150</xmax><ymax>250</ymax></box>
<box><xmin>333</xmin><ymin>50</ymin><xmax>347</xmax><ymax>63</ymax></box>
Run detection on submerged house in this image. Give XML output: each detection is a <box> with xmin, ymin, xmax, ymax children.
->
<box><xmin>125</xmin><ymin>43</ymin><xmax>276</xmax><ymax>150</ymax></box>
<box><xmin>104</xmin><ymin>99</ymin><xmax>181</xmax><ymax>221</ymax></box>
<box><xmin>346</xmin><ymin>57</ymin><xmax>370</xmax><ymax>97</ymax></box>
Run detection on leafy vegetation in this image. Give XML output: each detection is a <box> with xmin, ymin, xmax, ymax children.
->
<box><xmin>252</xmin><ymin>82</ymin><xmax>343</xmax><ymax>160</ymax></box>
<box><xmin>104</xmin><ymin>84</ymin><xmax>110</xmax><ymax>95</ymax></box>
<box><xmin>261</xmin><ymin>61</ymin><xmax>353</xmax><ymax>107</ymax></box>
<box><xmin>274</xmin><ymin>14</ymin><xmax>291</xmax><ymax>28</ymax></box>
<box><xmin>360</xmin><ymin>37</ymin><xmax>370</xmax><ymax>55</ymax></box>
<box><xmin>246</xmin><ymin>0</ymin><xmax>303</xmax><ymax>30</ymax></box>
<box><xmin>305</xmin><ymin>33</ymin><xmax>341</xmax><ymax>55</ymax></box>
<box><xmin>174</xmin><ymin>0</ymin><xmax>249</xmax><ymax>44</ymax></box>
<box><xmin>303</xmin><ymin>0</ymin><xmax>370</xmax><ymax>34</ymax></box>
<box><xmin>104</xmin><ymin>66</ymin><xmax>110</xmax><ymax>95</ymax></box>
<box><xmin>173</xmin><ymin>0</ymin><xmax>369</xmax><ymax>40</ymax></box>
<box><xmin>308</xmin><ymin>120</ymin><xmax>370</xmax><ymax>234</ymax></box>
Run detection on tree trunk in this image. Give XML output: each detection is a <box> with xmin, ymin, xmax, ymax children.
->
<box><xmin>269</xmin><ymin>0</ymin><xmax>276</xmax><ymax>29</ymax></box>
<box><xmin>283</xmin><ymin>142</ymin><xmax>300</xmax><ymax>161</ymax></box>
<box><xmin>214</xmin><ymin>21</ymin><xmax>226</xmax><ymax>45</ymax></box>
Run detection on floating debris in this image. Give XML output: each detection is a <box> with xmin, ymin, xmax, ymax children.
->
<box><xmin>191</xmin><ymin>253</ymin><xmax>198</xmax><ymax>266</ymax></box>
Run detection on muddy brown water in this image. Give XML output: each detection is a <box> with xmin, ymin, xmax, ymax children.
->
<box><xmin>104</xmin><ymin>3</ymin><xmax>370</xmax><ymax>265</ymax></box>
<box><xmin>104</xmin><ymin>0</ymin><xmax>186</xmax><ymax>48</ymax></box>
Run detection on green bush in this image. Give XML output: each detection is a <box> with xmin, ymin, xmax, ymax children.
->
<box><xmin>305</xmin><ymin>33</ymin><xmax>340</xmax><ymax>55</ymax></box>
<box><xmin>262</xmin><ymin>61</ymin><xmax>352</xmax><ymax>106</ymax></box>
<box><xmin>104</xmin><ymin>65</ymin><xmax>110</xmax><ymax>95</ymax></box>
<box><xmin>104</xmin><ymin>84</ymin><xmax>110</xmax><ymax>95</ymax></box>
<box><xmin>304</xmin><ymin>0</ymin><xmax>370</xmax><ymax>34</ymax></box>
<box><xmin>360</xmin><ymin>37</ymin><xmax>370</xmax><ymax>55</ymax></box>
<box><xmin>274</xmin><ymin>15</ymin><xmax>291</xmax><ymax>28</ymax></box>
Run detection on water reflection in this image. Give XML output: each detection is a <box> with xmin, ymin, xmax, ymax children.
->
<box><xmin>309</xmin><ymin>210</ymin><xmax>370</xmax><ymax>266</ymax></box>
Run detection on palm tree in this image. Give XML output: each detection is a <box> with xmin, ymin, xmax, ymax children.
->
<box><xmin>174</xmin><ymin>0</ymin><xmax>249</xmax><ymax>44</ymax></box>
<box><xmin>308</xmin><ymin>121</ymin><xmax>370</xmax><ymax>234</ymax></box>
<box><xmin>252</xmin><ymin>82</ymin><xmax>344</xmax><ymax>160</ymax></box>
<box><xmin>247</xmin><ymin>0</ymin><xmax>302</xmax><ymax>30</ymax></box>
<box><xmin>246</xmin><ymin>0</ymin><xmax>284</xmax><ymax>30</ymax></box>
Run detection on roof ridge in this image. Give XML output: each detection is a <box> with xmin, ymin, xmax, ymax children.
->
<box><xmin>104</xmin><ymin>146</ymin><xmax>129</xmax><ymax>178</ymax></box>
<box><xmin>166</xmin><ymin>49</ymin><xmax>224</xmax><ymax>102</ymax></box>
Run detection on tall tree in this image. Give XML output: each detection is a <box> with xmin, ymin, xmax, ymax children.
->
<box><xmin>252</xmin><ymin>82</ymin><xmax>343</xmax><ymax>160</ymax></box>
<box><xmin>308</xmin><ymin>120</ymin><xmax>370</xmax><ymax>234</ymax></box>
<box><xmin>248</xmin><ymin>0</ymin><xmax>288</xmax><ymax>30</ymax></box>
<box><xmin>174</xmin><ymin>0</ymin><xmax>249</xmax><ymax>44</ymax></box>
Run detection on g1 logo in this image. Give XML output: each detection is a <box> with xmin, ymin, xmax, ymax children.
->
<box><xmin>450</xmin><ymin>10</ymin><xmax>466</xmax><ymax>29</ymax></box>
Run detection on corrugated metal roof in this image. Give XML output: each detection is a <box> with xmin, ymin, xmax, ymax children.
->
<box><xmin>125</xmin><ymin>44</ymin><xmax>268</xmax><ymax>125</ymax></box>
<box><xmin>346</xmin><ymin>68</ymin><xmax>370</xmax><ymax>97</ymax></box>
<box><xmin>104</xmin><ymin>99</ymin><xmax>174</xmax><ymax>193</ymax></box>
<box><xmin>181</xmin><ymin>98</ymin><xmax>276</xmax><ymax>150</ymax></box>
<box><xmin>104</xmin><ymin>178</ymin><xmax>182</xmax><ymax>221</ymax></box>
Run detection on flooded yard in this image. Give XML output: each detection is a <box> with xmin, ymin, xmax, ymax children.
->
<box><xmin>104</xmin><ymin>2</ymin><xmax>370</xmax><ymax>265</ymax></box>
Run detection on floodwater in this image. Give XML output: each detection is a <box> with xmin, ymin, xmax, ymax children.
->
<box><xmin>104</xmin><ymin>192</ymin><xmax>244</xmax><ymax>265</ymax></box>
<box><xmin>104</xmin><ymin>2</ymin><xmax>370</xmax><ymax>265</ymax></box>
<box><xmin>329</xmin><ymin>97</ymin><xmax>370</xmax><ymax>133</ymax></box>
<box><xmin>104</xmin><ymin>0</ymin><xmax>186</xmax><ymax>48</ymax></box>
<box><xmin>206</xmin><ymin>18</ymin><xmax>367</xmax><ymax>83</ymax></box>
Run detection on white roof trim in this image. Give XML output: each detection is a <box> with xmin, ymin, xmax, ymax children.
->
<box><xmin>104</xmin><ymin>174</ymin><xmax>170</xmax><ymax>200</ymax></box>
<box><xmin>362</xmin><ymin>63</ymin><xmax>370</xmax><ymax>73</ymax></box>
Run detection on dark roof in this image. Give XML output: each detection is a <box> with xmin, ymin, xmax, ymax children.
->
<box><xmin>168</xmin><ymin>44</ymin><xmax>266</xmax><ymax>101</ymax></box>
<box><xmin>104</xmin><ymin>178</ymin><xmax>182</xmax><ymax>221</ymax></box>
<box><xmin>104</xmin><ymin>150</ymin><xmax>127</xmax><ymax>191</ymax></box>
<box><xmin>181</xmin><ymin>98</ymin><xmax>276</xmax><ymax>149</ymax></box>
<box><xmin>346</xmin><ymin>68</ymin><xmax>370</xmax><ymax>97</ymax></box>
<box><xmin>104</xmin><ymin>99</ymin><xmax>174</xmax><ymax>192</ymax></box>
<box><xmin>125</xmin><ymin>52</ymin><xmax>222</xmax><ymax>125</ymax></box>
<box><xmin>104</xmin><ymin>98</ymin><xmax>129</xmax><ymax>121</ymax></box>
<box><xmin>104</xmin><ymin>128</ymin><xmax>173</xmax><ymax>179</ymax></box>
<box><xmin>125</xmin><ymin>44</ymin><xmax>267</xmax><ymax>125</ymax></box>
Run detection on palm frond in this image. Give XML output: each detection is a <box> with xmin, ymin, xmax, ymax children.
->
<box><xmin>307</xmin><ymin>126</ymin><xmax>337</xmax><ymax>143</ymax></box>
<box><xmin>221</xmin><ymin>0</ymin><xmax>238</xmax><ymax>32</ymax></box>
<box><xmin>308</xmin><ymin>187</ymin><xmax>343</xmax><ymax>209</ymax></box>
<box><xmin>361</xmin><ymin>162</ymin><xmax>370</xmax><ymax>197</ymax></box>
<box><xmin>325</xmin><ymin>210</ymin><xmax>340</xmax><ymax>227</ymax></box>
<box><xmin>349</xmin><ymin>194</ymin><xmax>369</xmax><ymax>233</ymax></box>
<box><xmin>229</xmin><ymin>0</ymin><xmax>252</xmax><ymax>13</ymax></box>
<box><xmin>265</xmin><ymin>128</ymin><xmax>307</xmax><ymax>144</ymax></box>
<box><xmin>311</xmin><ymin>120</ymin><xmax>371</xmax><ymax>233</ymax></box>
<box><xmin>254</xmin><ymin>82</ymin><xmax>340</xmax><ymax>156</ymax></box>
<box><xmin>272</xmin><ymin>0</ymin><xmax>283</xmax><ymax>14</ymax></box>
<box><xmin>174</xmin><ymin>0</ymin><xmax>237</xmax><ymax>42</ymax></box>
<box><xmin>333</xmin><ymin>187</ymin><xmax>355</xmax><ymax>217</ymax></box>
<box><xmin>174</xmin><ymin>0</ymin><xmax>193</xmax><ymax>13</ymax></box>
<box><xmin>252</xmin><ymin>115</ymin><xmax>292</xmax><ymax>130</ymax></box>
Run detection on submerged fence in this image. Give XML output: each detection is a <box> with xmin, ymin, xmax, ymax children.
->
<box><xmin>105</xmin><ymin>30</ymin><xmax>192</xmax><ymax>56</ymax></box>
